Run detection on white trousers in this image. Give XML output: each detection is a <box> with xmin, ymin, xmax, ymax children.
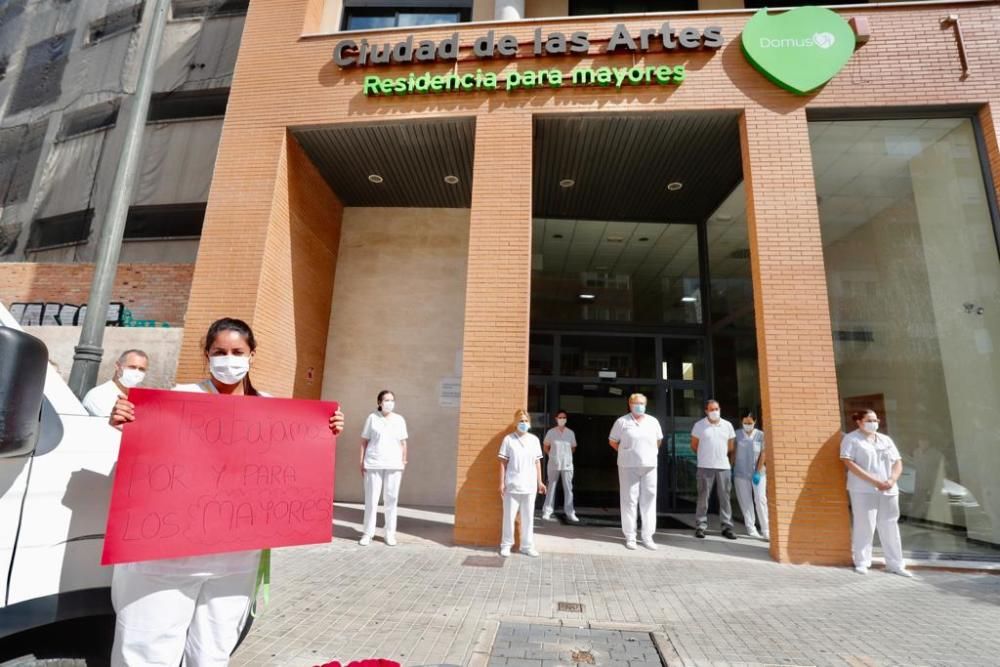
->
<box><xmin>849</xmin><ymin>490</ymin><xmax>905</xmax><ymax>571</ymax></box>
<box><xmin>110</xmin><ymin>565</ymin><xmax>256</xmax><ymax>667</ymax></box>
<box><xmin>734</xmin><ymin>475</ymin><xmax>770</xmax><ymax>536</ymax></box>
<box><xmin>501</xmin><ymin>492</ymin><xmax>536</xmax><ymax>550</ymax></box>
<box><xmin>542</xmin><ymin>466</ymin><xmax>575</xmax><ymax>516</ymax></box>
<box><xmin>363</xmin><ymin>469</ymin><xmax>403</xmax><ymax>540</ymax></box>
<box><xmin>619</xmin><ymin>466</ymin><xmax>657</xmax><ymax>541</ymax></box>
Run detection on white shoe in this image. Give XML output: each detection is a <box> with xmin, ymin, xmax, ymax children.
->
<box><xmin>499</xmin><ymin>546</ymin><xmax>511</xmax><ymax>557</ymax></box>
<box><xmin>359</xmin><ymin>534</ymin><xmax>372</xmax><ymax>546</ymax></box>
<box><xmin>762</xmin><ymin>533</ymin><xmax>770</xmax><ymax>541</ymax></box>
<box><xmin>887</xmin><ymin>567</ymin><xmax>913</xmax><ymax>578</ymax></box>
<box><xmin>747</xmin><ymin>529</ymin><xmax>762</xmax><ymax>538</ymax></box>
<box><xmin>625</xmin><ymin>540</ymin><xmax>637</xmax><ymax>550</ymax></box>
<box><xmin>642</xmin><ymin>539</ymin><xmax>658</xmax><ymax>551</ymax></box>
<box><xmin>385</xmin><ymin>536</ymin><xmax>397</xmax><ymax>547</ymax></box>
<box><xmin>566</xmin><ymin>514</ymin><xmax>580</xmax><ymax>523</ymax></box>
<box><xmin>541</xmin><ymin>512</ymin><xmax>554</xmax><ymax>521</ymax></box>
<box><xmin>854</xmin><ymin>566</ymin><xmax>868</xmax><ymax>575</ymax></box>
<box><xmin>521</xmin><ymin>547</ymin><xmax>540</xmax><ymax>557</ymax></box>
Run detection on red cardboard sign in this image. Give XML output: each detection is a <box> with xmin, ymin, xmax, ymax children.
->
<box><xmin>102</xmin><ymin>387</ymin><xmax>337</xmax><ymax>565</ymax></box>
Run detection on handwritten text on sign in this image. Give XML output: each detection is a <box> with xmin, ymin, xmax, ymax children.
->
<box><xmin>102</xmin><ymin>388</ymin><xmax>338</xmax><ymax>565</ymax></box>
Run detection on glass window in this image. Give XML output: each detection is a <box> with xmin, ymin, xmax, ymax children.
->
<box><xmin>661</xmin><ymin>338</ymin><xmax>704</xmax><ymax>381</ymax></box>
<box><xmin>559</xmin><ymin>335</ymin><xmax>655</xmax><ymax>379</ymax></box>
<box><xmin>569</xmin><ymin>0</ymin><xmax>697</xmax><ymax>16</ymax></box>
<box><xmin>811</xmin><ymin>117</ymin><xmax>1000</xmax><ymax>556</ymax></box>
<box><xmin>529</xmin><ymin>333</ymin><xmax>555</xmax><ymax>376</ymax></box>
<box><xmin>532</xmin><ymin>219</ymin><xmax>702</xmax><ymax>327</ymax></box>
<box><xmin>343</xmin><ymin>6</ymin><xmax>469</xmax><ymax>31</ymax></box>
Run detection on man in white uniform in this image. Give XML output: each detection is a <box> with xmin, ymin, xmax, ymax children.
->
<box><xmin>691</xmin><ymin>399</ymin><xmax>737</xmax><ymax>540</ymax></box>
<box><xmin>542</xmin><ymin>410</ymin><xmax>579</xmax><ymax>522</ymax></box>
<box><xmin>82</xmin><ymin>349</ymin><xmax>149</xmax><ymax>417</ymax></box>
<box><xmin>609</xmin><ymin>393</ymin><xmax>663</xmax><ymax>550</ymax></box>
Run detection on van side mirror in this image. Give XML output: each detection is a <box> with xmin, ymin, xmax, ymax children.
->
<box><xmin>0</xmin><ymin>327</ymin><xmax>48</xmax><ymax>457</ymax></box>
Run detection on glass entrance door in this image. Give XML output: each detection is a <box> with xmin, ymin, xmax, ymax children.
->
<box><xmin>664</xmin><ymin>383</ymin><xmax>706</xmax><ymax>512</ymax></box>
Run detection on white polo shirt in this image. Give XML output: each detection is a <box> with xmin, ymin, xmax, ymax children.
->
<box><xmin>361</xmin><ymin>411</ymin><xmax>408</xmax><ymax>470</ymax></box>
<box><xmin>82</xmin><ymin>379</ymin><xmax>124</xmax><ymax>417</ymax></box>
<box><xmin>609</xmin><ymin>414</ymin><xmax>663</xmax><ymax>468</ymax></box>
<box><xmin>498</xmin><ymin>432</ymin><xmax>543</xmax><ymax>494</ymax></box>
<box><xmin>840</xmin><ymin>429</ymin><xmax>901</xmax><ymax>496</ymax></box>
<box><xmin>543</xmin><ymin>427</ymin><xmax>577</xmax><ymax>471</ymax></box>
<box><xmin>691</xmin><ymin>417</ymin><xmax>736</xmax><ymax>470</ymax></box>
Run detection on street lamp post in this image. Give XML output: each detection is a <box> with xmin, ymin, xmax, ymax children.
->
<box><xmin>68</xmin><ymin>0</ymin><xmax>171</xmax><ymax>399</ymax></box>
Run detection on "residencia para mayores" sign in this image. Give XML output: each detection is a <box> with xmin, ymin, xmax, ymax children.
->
<box><xmin>334</xmin><ymin>24</ymin><xmax>723</xmax><ymax>97</ymax></box>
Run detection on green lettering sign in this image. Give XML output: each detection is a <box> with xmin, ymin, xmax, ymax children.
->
<box><xmin>741</xmin><ymin>7</ymin><xmax>856</xmax><ymax>95</ymax></box>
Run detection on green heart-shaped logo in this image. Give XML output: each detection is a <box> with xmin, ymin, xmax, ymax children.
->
<box><xmin>741</xmin><ymin>7</ymin><xmax>857</xmax><ymax>95</ymax></box>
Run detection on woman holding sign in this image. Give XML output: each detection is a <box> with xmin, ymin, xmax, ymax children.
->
<box><xmin>107</xmin><ymin>317</ymin><xmax>345</xmax><ymax>667</ymax></box>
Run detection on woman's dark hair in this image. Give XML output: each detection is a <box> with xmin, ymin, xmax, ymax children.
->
<box><xmin>204</xmin><ymin>318</ymin><xmax>259</xmax><ymax>397</ymax></box>
<box><xmin>555</xmin><ymin>409</ymin><xmax>568</xmax><ymax>419</ymax></box>
<box><xmin>377</xmin><ymin>389</ymin><xmax>394</xmax><ymax>407</ymax></box>
<box><xmin>851</xmin><ymin>409</ymin><xmax>876</xmax><ymax>423</ymax></box>
<box><xmin>743</xmin><ymin>412</ymin><xmax>756</xmax><ymax>421</ymax></box>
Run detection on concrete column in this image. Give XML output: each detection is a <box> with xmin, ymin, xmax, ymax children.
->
<box><xmin>494</xmin><ymin>0</ymin><xmax>525</xmax><ymax>21</ymax></box>
<box><xmin>740</xmin><ymin>108</ymin><xmax>852</xmax><ymax>565</ymax></box>
<box><xmin>453</xmin><ymin>112</ymin><xmax>533</xmax><ymax>546</ymax></box>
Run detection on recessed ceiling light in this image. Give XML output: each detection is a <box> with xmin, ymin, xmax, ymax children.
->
<box><xmin>559</xmin><ymin>178</ymin><xmax>575</xmax><ymax>188</ymax></box>
<box><xmin>579</xmin><ymin>293</ymin><xmax>596</xmax><ymax>300</ymax></box>
<box><xmin>667</xmin><ymin>181</ymin><xmax>683</xmax><ymax>191</ymax></box>
<box><xmin>553</xmin><ymin>233</ymin><xmax>564</xmax><ymax>239</ymax></box>
<box><xmin>606</xmin><ymin>236</ymin><xmax>624</xmax><ymax>243</ymax></box>
<box><xmin>681</xmin><ymin>296</ymin><xmax>697</xmax><ymax>303</ymax></box>
<box><xmin>716</xmin><ymin>214</ymin><xmax>733</xmax><ymax>222</ymax></box>
<box><xmin>638</xmin><ymin>236</ymin><xmax>650</xmax><ymax>242</ymax></box>
<box><xmin>368</xmin><ymin>174</ymin><xmax>384</xmax><ymax>184</ymax></box>
<box><xmin>444</xmin><ymin>175</ymin><xmax>459</xmax><ymax>185</ymax></box>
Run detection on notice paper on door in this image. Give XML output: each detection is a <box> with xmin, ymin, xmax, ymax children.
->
<box><xmin>101</xmin><ymin>388</ymin><xmax>337</xmax><ymax>565</ymax></box>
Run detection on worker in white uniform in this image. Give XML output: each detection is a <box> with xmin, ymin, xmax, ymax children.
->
<box><xmin>359</xmin><ymin>390</ymin><xmax>408</xmax><ymax>546</ymax></box>
<box><xmin>840</xmin><ymin>409</ymin><xmax>911</xmax><ymax>577</ymax></box>
<box><xmin>107</xmin><ymin>317</ymin><xmax>345</xmax><ymax>666</ymax></box>
<box><xmin>609</xmin><ymin>393</ymin><xmax>663</xmax><ymax>550</ymax></box>
<box><xmin>541</xmin><ymin>410</ymin><xmax>579</xmax><ymax>523</ymax></box>
<box><xmin>498</xmin><ymin>409</ymin><xmax>546</xmax><ymax>558</ymax></box>
<box><xmin>691</xmin><ymin>399</ymin><xmax>737</xmax><ymax>540</ymax></box>
<box><xmin>733</xmin><ymin>413</ymin><xmax>769</xmax><ymax>540</ymax></box>
<box><xmin>82</xmin><ymin>349</ymin><xmax>149</xmax><ymax>417</ymax></box>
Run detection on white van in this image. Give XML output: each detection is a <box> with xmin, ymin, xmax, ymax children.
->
<box><xmin>0</xmin><ymin>303</ymin><xmax>120</xmax><ymax>661</ymax></box>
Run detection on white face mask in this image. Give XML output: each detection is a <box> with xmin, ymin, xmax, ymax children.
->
<box><xmin>556</xmin><ymin>418</ymin><xmax>567</xmax><ymax>427</ymax></box>
<box><xmin>381</xmin><ymin>400</ymin><xmax>395</xmax><ymax>414</ymax></box>
<box><xmin>209</xmin><ymin>355</ymin><xmax>250</xmax><ymax>385</ymax></box>
<box><xmin>708</xmin><ymin>410</ymin><xmax>721</xmax><ymax>421</ymax></box>
<box><xmin>743</xmin><ymin>424</ymin><xmax>754</xmax><ymax>433</ymax></box>
<box><xmin>861</xmin><ymin>421</ymin><xmax>879</xmax><ymax>433</ymax></box>
<box><xmin>118</xmin><ymin>368</ymin><xmax>145</xmax><ymax>388</ymax></box>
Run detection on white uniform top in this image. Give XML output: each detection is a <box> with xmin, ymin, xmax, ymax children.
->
<box><xmin>498</xmin><ymin>432</ymin><xmax>543</xmax><ymax>494</ymax></box>
<box><xmin>840</xmin><ymin>429</ymin><xmax>901</xmax><ymax>496</ymax></box>
<box><xmin>691</xmin><ymin>417</ymin><xmax>736</xmax><ymax>470</ymax></box>
<box><xmin>609</xmin><ymin>414</ymin><xmax>663</xmax><ymax>468</ymax></box>
<box><xmin>361</xmin><ymin>411</ymin><xmax>408</xmax><ymax>470</ymax></box>
<box><xmin>543</xmin><ymin>427</ymin><xmax>577</xmax><ymax>471</ymax></box>
<box><xmin>82</xmin><ymin>379</ymin><xmax>123</xmax><ymax>417</ymax></box>
<box><xmin>120</xmin><ymin>380</ymin><xmax>265</xmax><ymax>576</ymax></box>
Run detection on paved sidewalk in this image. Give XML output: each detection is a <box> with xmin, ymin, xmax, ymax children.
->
<box><xmin>231</xmin><ymin>504</ymin><xmax>1000</xmax><ymax>667</ymax></box>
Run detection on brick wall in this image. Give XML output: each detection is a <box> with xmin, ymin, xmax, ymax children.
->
<box><xmin>0</xmin><ymin>262</ymin><xmax>193</xmax><ymax>326</ymax></box>
<box><xmin>454</xmin><ymin>113</ymin><xmax>534</xmax><ymax>545</ymax></box>
<box><xmin>187</xmin><ymin>0</ymin><xmax>1000</xmax><ymax>560</ymax></box>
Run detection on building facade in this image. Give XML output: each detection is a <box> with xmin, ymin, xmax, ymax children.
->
<box><xmin>4</xmin><ymin>0</ymin><xmax>1000</xmax><ymax>564</ymax></box>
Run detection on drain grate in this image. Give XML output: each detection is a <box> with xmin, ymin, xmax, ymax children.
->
<box><xmin>462</xmin><ymin>555</ymin><xmax>505</xmax><ymax>568</ymax></box>
<box><xmin>490</xmin><ymin>622</ymin><xmax>665</xmax><ymax>666</ymax></box>
<box><xmin>557</xmin><ymin>601</ymin><xmax>584</xmax><ymax>612</ymax></box>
